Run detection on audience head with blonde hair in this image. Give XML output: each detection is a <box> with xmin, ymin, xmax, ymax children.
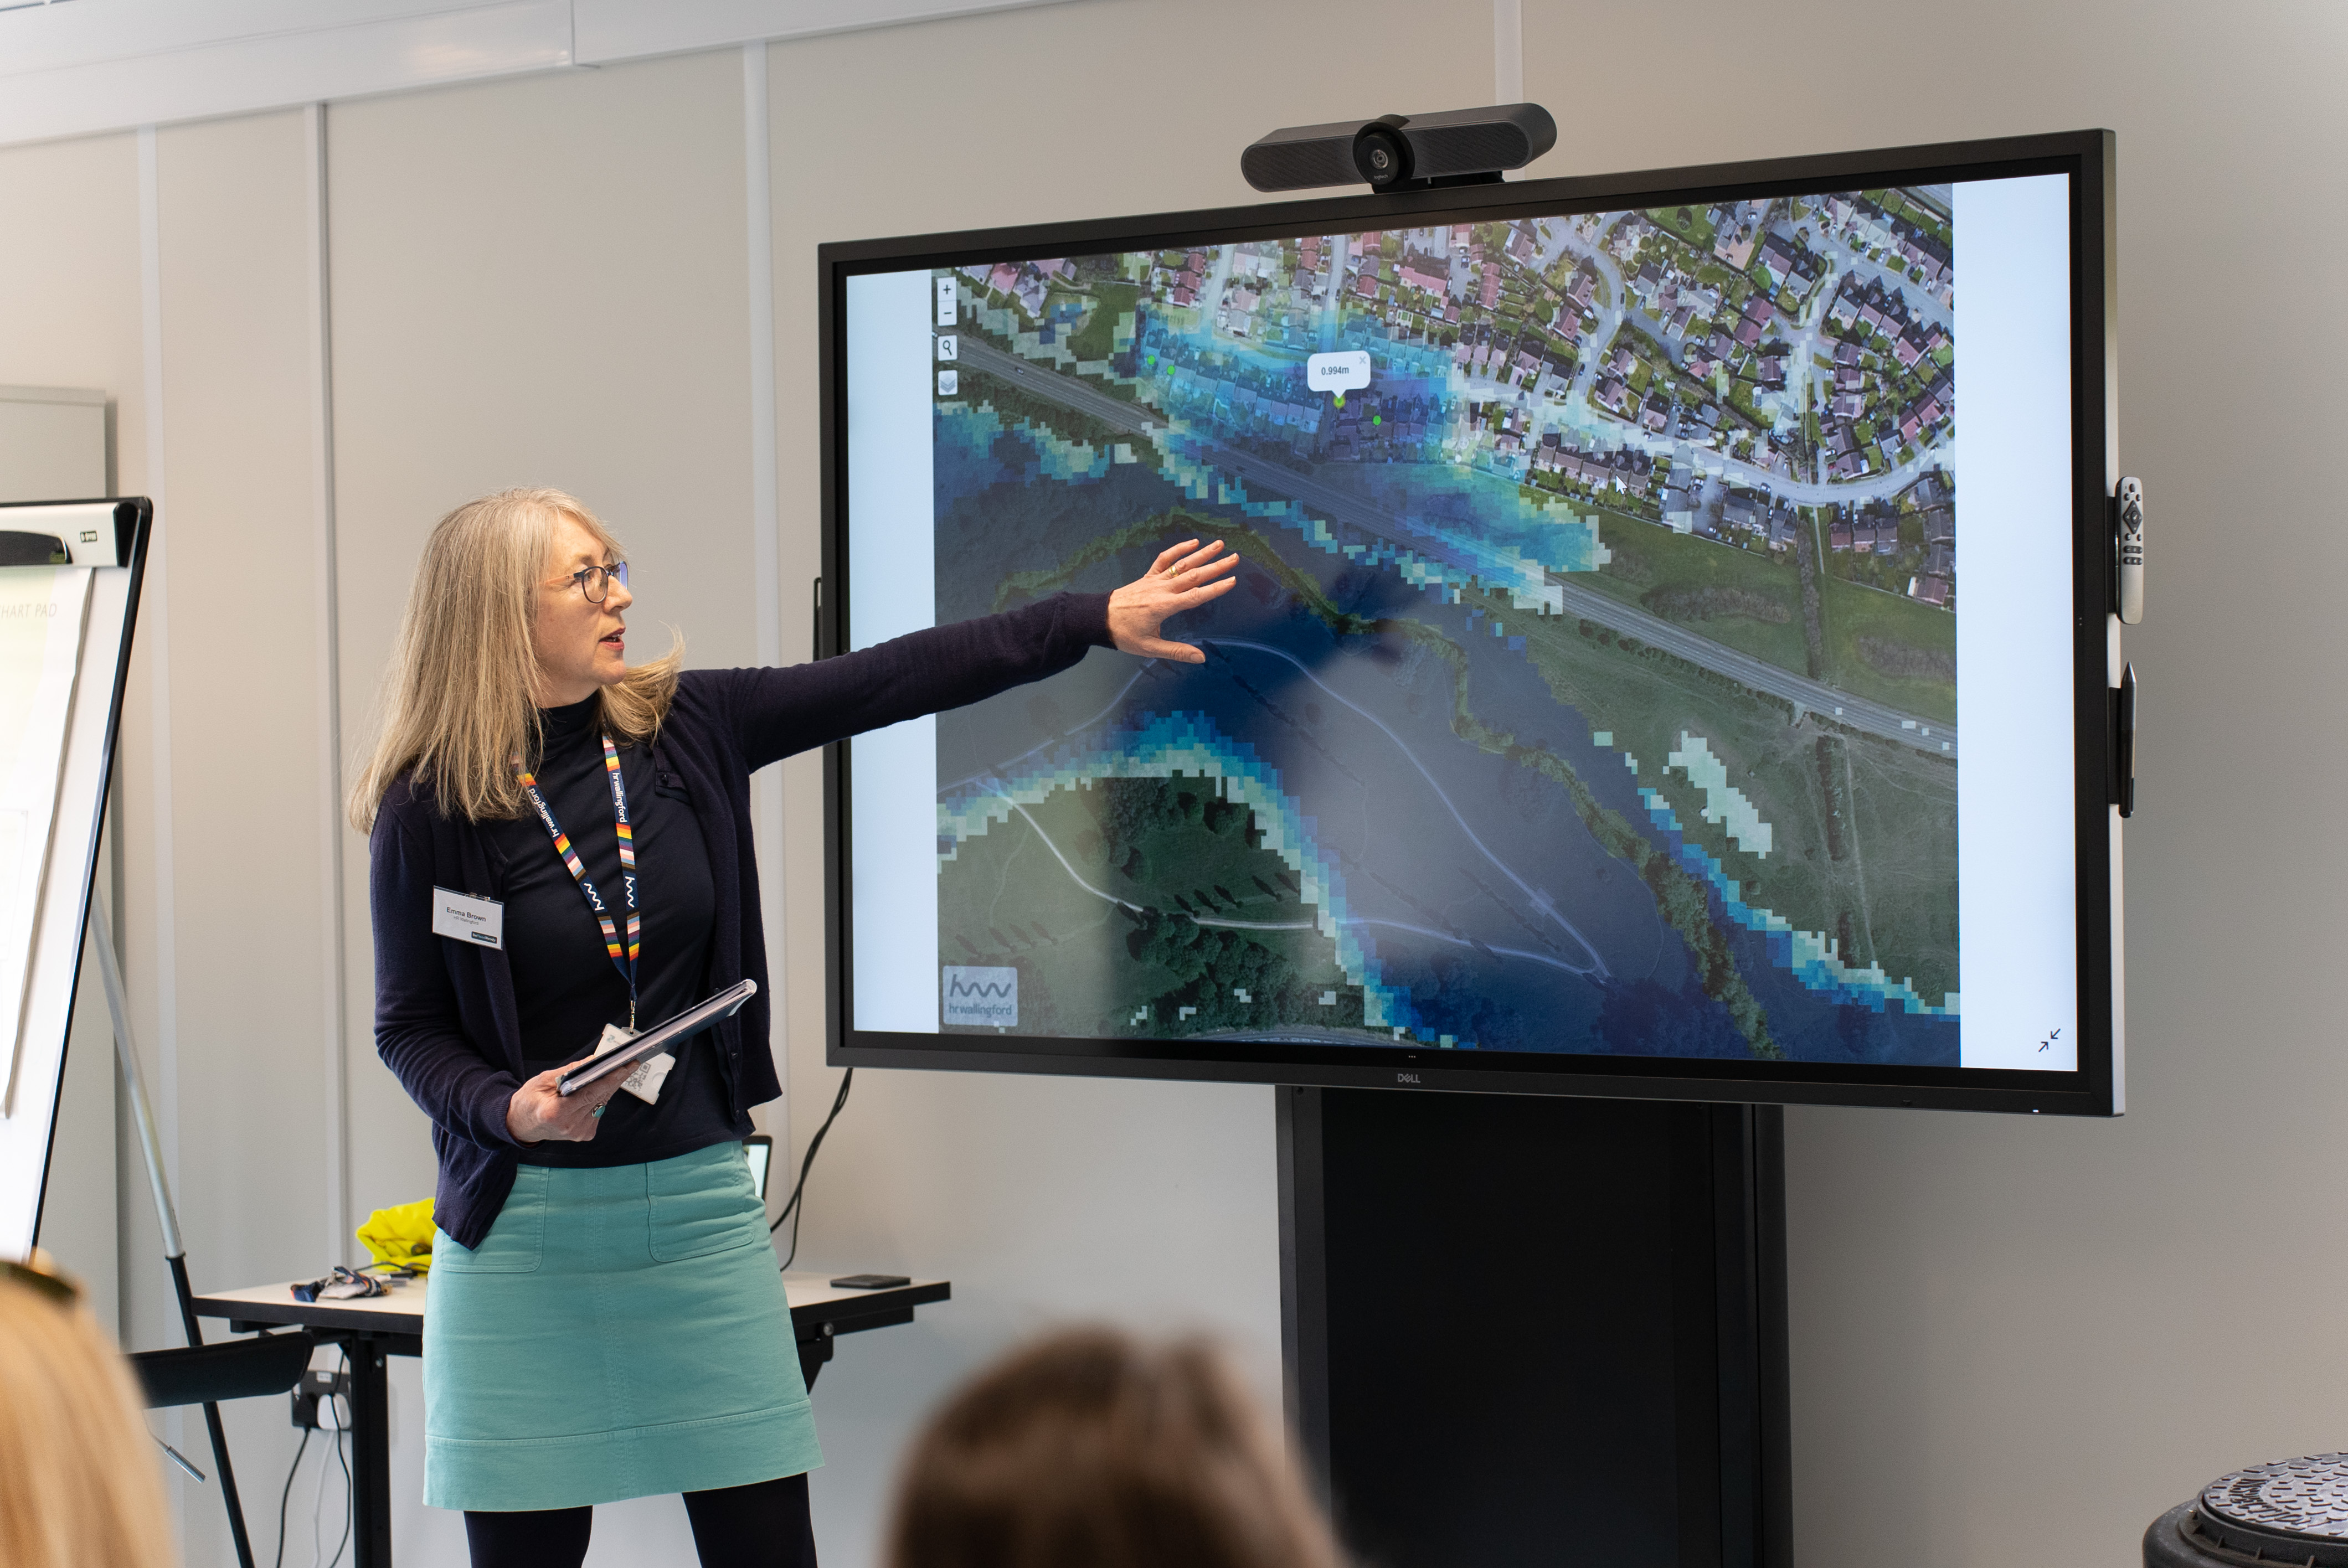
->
<box><xmin>0</xmin><ymin>1258</ymin><xmax>175</xmax><ymax>1568</ymax></box>
<box><xmin>886</xmin><ymin>1327</ymin><xmax>1344</xmax><ymax>1568</ymax></box>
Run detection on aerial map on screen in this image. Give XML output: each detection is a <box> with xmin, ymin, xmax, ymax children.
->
<box><xmin>917</xmin><ymin>189</ymin><xmax>1970</xmax><ymax>1065</ymax></box>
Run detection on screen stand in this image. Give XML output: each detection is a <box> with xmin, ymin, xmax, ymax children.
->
<box><xmin>1276</xmin><ymin>1087</ymin><xmax>1792</xmax><ymax>1568</ymax></box>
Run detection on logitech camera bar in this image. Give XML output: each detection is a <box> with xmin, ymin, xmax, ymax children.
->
<box><xmin>1239</xmin><ymin>104</ymin><xmax>1559</xmax><ymax>193</ymax></box>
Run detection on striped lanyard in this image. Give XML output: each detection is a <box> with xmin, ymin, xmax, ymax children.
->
<box><xmin>513</xmin><ymin>733</ymin><xmax>640</xmax><ymax>1028</ymax></box>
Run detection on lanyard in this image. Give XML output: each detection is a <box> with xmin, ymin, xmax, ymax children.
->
<box><xmin>513</xmin><ymin>733</ymin><xmax>641</xmax><ymax>1028</ymax></box>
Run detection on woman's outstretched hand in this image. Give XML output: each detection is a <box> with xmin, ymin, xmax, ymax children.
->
<box><xmin>506</xmin><ymin>1059</ymin><xmax>624</xmax><ymax>1144</ymax></box>
<box><xmin>1106</xmin><ymin>538</ymin><xmax>1239</xmax><ymax>664</ymax></box>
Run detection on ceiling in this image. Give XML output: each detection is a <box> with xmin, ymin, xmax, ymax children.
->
<box><xmin>0</xmin><ymin>0</ymin><xmax>1072</xmax><ymax>147</ymax></box>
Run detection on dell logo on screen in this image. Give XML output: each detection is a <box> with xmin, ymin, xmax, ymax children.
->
<box><xmin>1397</xmin><ymin>1072</ymin><xmax>1420</xmax><ymax>1085</ymax></box>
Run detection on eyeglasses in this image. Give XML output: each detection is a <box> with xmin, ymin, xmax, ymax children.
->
<box><xmin>293</xmin><ymin>1263</ymin><xmax>417</xmax><ymax>1303</ymax></box>
<box><xmin>558</xmin><ymin>560</ymin><xmax>629</xmax><ymax>603</ymax></box>
<box><xmin>1</xmin><ymin>1254</ymin><xmax>81</xmax><ymax>1308</ymax></box>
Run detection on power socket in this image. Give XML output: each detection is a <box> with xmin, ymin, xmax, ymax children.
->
<box><xmin>290</xmin><ymin>1369</ymin><xmax>351</xmax><ymax>1430</ymax></box>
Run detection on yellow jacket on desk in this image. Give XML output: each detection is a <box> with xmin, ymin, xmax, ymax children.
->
<box><xmin>355</xmin><ymin>1199</ymin><xmax>437</xmax><ymax>1273</ymax></box>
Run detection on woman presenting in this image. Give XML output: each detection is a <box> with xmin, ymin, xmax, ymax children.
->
<box><xmin>352</xmin><ymin>487</ymin><xmax>1233</xmax><ymax>1567</ymax></box>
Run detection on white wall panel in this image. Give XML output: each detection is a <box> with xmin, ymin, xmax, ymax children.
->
<box><xmin>0</xmin><ymin>0</ymin><xmax>517</xmax><ymax>75</ymax></box>
<box><xmin>0</xmin><ymin>389</ymin><xmax>105</xmax><ymax>500</ymax></box>
<box><xmin>148</xmin><ymin>107</ymin><xmax>339</xmax><ymax>1568</ymax></box>
<box><xmin>574</xmin><ymin>0</ymin><xmax>1071</xmax><ymax>63</ymax></box>
<box><xmin>0</xmin><ymin>135</ymin><xmax>146</xmax><ymax>489</ymax></box>
<box><xmin>0</xmin><ymin>0</ymin><xmax>1069</xmax><ymax>149</ymax></box>
<box><xmin>0</xmin><ymin>2</ymin><xmax>574</xmax><ymax>149</ymax></box>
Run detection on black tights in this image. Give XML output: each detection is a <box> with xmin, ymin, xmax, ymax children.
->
<box><xmin>464</xmin><ymin>1472</ymin><xmax>816</xmax><ymax>1568</ymax></box>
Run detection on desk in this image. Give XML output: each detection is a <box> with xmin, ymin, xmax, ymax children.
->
<box><xmin>191</xmin><ymin>1273</ymin><xmax>948</xmax><ymax>1568</ymax></box>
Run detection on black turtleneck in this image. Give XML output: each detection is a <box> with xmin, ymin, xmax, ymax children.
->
<box><xmin>482</xmin><ymin>694</ymin><xmax>742</xmax><ymax>1166</ymax></box>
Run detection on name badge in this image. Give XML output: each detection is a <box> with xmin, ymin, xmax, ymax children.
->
<box><xmin>431</xmin><ymin>888</ymin><xmax>504</xmax><ymax>950</ymax></box>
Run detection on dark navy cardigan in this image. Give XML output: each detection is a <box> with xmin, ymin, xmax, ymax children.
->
<box><xmin>371</xmin><ymin>592</ymin><xmax>1114</xmax><ymax>1249</ymax></box>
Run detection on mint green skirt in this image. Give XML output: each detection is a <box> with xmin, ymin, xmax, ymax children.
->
<box><xmin>421</xmin><ymin>1142</ymin><xmax>821</xmax><ymax>1512</ymax></box>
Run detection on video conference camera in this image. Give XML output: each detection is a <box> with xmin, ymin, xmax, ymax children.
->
<box><xmin>1239</xmin><ymin>104</ymin><xmax>1557</xmax><ymax>194</ymax></box>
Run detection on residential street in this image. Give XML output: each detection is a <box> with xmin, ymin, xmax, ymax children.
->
<box><xmin>954</xmin><ymin>333</ymin><xmax>1958</xmax><ymax>757</ymax></box>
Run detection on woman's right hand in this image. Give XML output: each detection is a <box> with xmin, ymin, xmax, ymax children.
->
<box><xmin>505</xmin><ymin>1061</ymin><xmax>623</xmax><ymax>1143</ymax></box>
<box><xmin>1107</xmin><ymin>538</ymin><xmax>1239</xmax><ymax>663</ymax></box>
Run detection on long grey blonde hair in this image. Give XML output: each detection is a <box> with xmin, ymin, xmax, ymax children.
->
<box><xmin>348</xmin><ymin>488</ymin><xmax>682</xmax><ymax>831</ymax></box>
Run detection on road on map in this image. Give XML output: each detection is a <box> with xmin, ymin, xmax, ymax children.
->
<box><xmin>955</xmin><ymin>333</ymin><xmax>1958</xmax><ymax>757</ymax></box>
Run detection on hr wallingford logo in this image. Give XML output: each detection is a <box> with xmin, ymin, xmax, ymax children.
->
<box><xmin>943</xmin><ymin>966</ymin><xmax>1017</xmax><ymax>1029</ymax></box>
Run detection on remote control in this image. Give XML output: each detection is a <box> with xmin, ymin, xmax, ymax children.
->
<box><xmin>2115</xmin><ymin>476</ymin><xmax>2144</xmax><ymax>624</ymax></box>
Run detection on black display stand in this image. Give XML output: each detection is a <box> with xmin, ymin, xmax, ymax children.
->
<box><xmin>1278</xmin><ymin>1087</ymin><xmax>1793</xmax><ymax>1568</ymax></box>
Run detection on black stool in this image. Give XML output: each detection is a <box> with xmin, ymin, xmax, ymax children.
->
<box><xmin>2146</xmin><ymin>1454</ymin><xmax>2348</xmax><ymax>1566</ymax></box>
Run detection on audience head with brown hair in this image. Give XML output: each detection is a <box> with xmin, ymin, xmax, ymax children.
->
<box><xmin>885</xmin><ymin>1327</ymin><xmax>1345</xmax><ymax>1568</ymax></box>
<box><xmin>0</xmin><ymin>1258</ymin><xmax>176</xmax><ymax>1568</ymax></box>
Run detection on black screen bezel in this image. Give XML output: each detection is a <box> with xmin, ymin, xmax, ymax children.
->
<box><xmin>817</xmin><ymin>128</ymin><xmax>2119</xmax><ymax>1117</ymax></box>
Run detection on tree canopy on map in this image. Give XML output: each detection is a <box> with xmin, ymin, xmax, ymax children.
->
<box><xmin>928</xmin><ymin>190</ymin><xmax>1960</xmax><ymax>1065</ymax></box>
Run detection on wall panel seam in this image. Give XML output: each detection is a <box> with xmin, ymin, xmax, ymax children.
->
<box><xmin>135</xmin><ymin>125</ymin><xmax>177</xmax><ymax>1195</ymax></box>
<box><xmin>306</xmin><ymin>100</ymin><xmax>351</xmax><ymax>1266</ymax></box>
<box><xmin>1493</xmin><ymin>0</ymin><xmax>1522</xmax><ymax>105</ymax></box>
<box><xmin>744</xmin><ymin>40</ymin><xmax>788</xmax><ymax>1176</ymax></box>
<box><xmin>135</xmin><ymin>117</ymin><xmax>188</xmax><ymax>1525</ymax></box>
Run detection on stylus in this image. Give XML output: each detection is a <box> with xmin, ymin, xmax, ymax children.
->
<box><xmin>2116</xmin><ymin>662</ymin><xmax>2136</xmax><ymax>819</ymax></box>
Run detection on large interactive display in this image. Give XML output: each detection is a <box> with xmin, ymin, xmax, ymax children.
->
<box><xmin>822</xmin><ymin>131</ymin><xmax>2122</xmax><ymax>1115</ymax></box>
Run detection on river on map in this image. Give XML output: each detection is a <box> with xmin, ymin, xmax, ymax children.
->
<box><xmin>925</xmin><ymin>414</ymin><xmax>1956</xmax><ymax>1066</ymax></box>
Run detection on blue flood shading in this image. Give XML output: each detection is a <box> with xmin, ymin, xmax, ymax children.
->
<box><xmin>1636</xmin><ymin>787</ymin><xmax>1958</xmax><ymax>1020</ymax></box>
<box><xmin>934</xmin><ymin>329</ymin><xmax>1959</xmax><ymax>1059</ymax></box>
<box><xmin>952</xmin><ymin>301</ymin><xmax>1613</xmax><ymax>614</ymax></box>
